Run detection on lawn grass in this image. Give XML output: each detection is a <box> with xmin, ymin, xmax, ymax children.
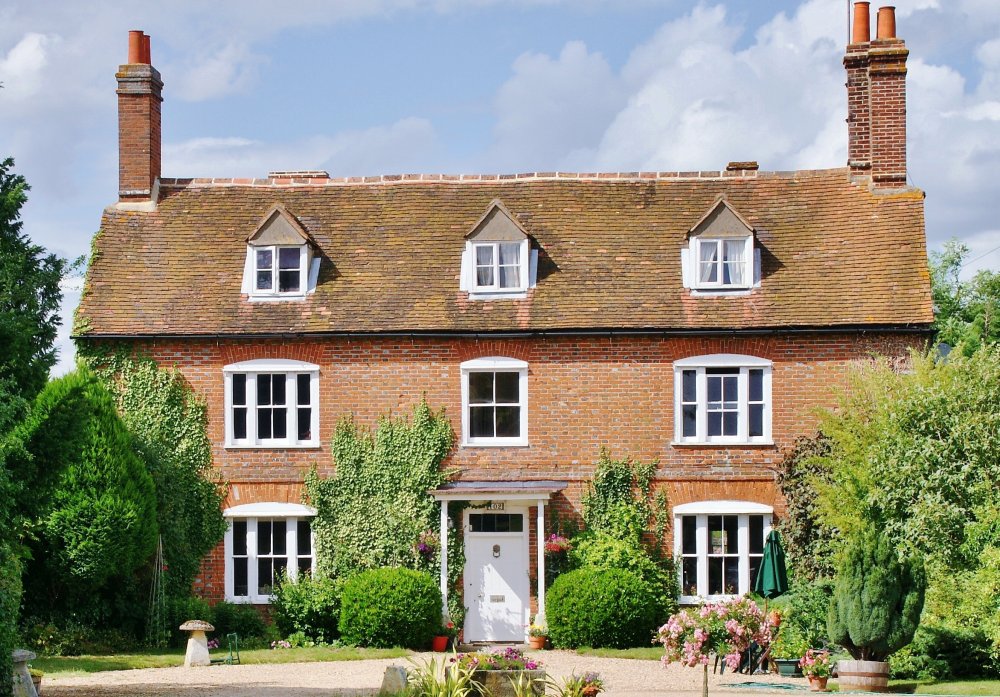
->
<box><xmin>909</xmin><ymin>680</ymin><xmax>1000</xmax><ymax>695</ymax></box>
<box><xmin>574</xmin><ymin>646</ymin><xmax>663</xmax><ymax>660</ymax></box>
<box><xmin>32</xmin><ymin>645</ymin><xmax>411</xmax><ymax>677</ymax></box>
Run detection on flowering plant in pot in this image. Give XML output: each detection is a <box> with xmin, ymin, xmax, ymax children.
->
<box><xmin>559</xmin><ymin>671</ymin><xmax>604</xmax><ymax>697</ymax></box>
<box><xmin>799</xmin><ymin>649</ymin><xmax>832</xmax><ymax>691</ymax></box>
<box><xmin>658</xmin><ymin>596</ymin><xmax>773</xmax><ymax>697</ymax></box>
<box><xmin>527</xmin><ymin>621</ymin><xmax>548</xmax><ymax>649</ymax></box>
<box><xmin>771</xmin><ymin>624</ymin><xmax>809</xmax><ymax>676</ymax></box>
<box><xmin>432</xmin><ymin>621</ymin><xmax>457</xmax><ymax>652</ymax></box>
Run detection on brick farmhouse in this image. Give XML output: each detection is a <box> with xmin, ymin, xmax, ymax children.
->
<box><xmin>76</xmin><ymin>3</ymin><xmax>932</xmax><ymax>642</ymax></box>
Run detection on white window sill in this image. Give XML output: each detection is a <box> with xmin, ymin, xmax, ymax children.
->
<box><xmin>689</xmin><ymin>288</ymin><xmax>754</xmax><ymax>297</ymax></box>
<box><xmin>670</xmin><ymin>440</ymin><xmax>774</xmax><ymax>448</ymax></box>
<box><xmin>466</xmin><ymin>291</ymin><xmax>529</xmax><ymax>301</ymax></box>
<box><xmin>226</xmin><ymin>595</ymin><xmax>272</xmax><ymax>604</ymax></box>
<box><xmin>461</xmin><ymin>440</ymin><xmax>530</xmax><ymax>449</ymax></box>
<box><xmin>678</xmin><ymin>593</ymin><xmax>740</xmax><ymax>606</ymax></box>
<box><xmin>246</xmin><ymin>294</ymin><xmax>309</xmax><ymax>303</ymax></box>
<box><xmin>224</xmin><ymin>443</ymin><xmax>322</xmax><ymax>450</ymax></box>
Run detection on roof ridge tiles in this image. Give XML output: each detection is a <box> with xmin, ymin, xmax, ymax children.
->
<box><xmin>156</xmin><ymin>167</ymin><xmax>849</xmax><ymax>189</ymax></box>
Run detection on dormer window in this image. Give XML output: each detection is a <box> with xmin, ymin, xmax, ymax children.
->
<box><xmin>684</xmin><ymin>199</ymin><xmax>758</xmax><ymax>292</ymax></box>
<box><xmin>461</xmin><ymin>200</ymin><xmax>536</xmax><ymax>297</ymax></box>
<box><xmin>242</xmin><ymin>205</ymin><xmax>320</xmax><ymax>301</ymax></box>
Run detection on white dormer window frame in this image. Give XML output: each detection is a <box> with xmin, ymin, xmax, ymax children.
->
<box><xmin>223</xmin><ymin>359</ymin><xmax>320</xmax><ymax>448</ymax></box>
<box><xmin>468</xmin><ymin>239</ymin><xmax>530</xmax><ymax>293</ymax></box>
<box><xmin>690</xmin><ymin>236</ymin><xmax>754</xmax><ymax>290</ymax></box>
<box><xmin>251</xmin><ymin>245</ymin><xmax>309</xmax><ymax>298</ymax></box>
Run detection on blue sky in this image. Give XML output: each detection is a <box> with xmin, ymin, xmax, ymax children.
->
<box><xmin>1</xmin><ymin>0</ymin><xmax>998</xmax><ymax>373</ymax></box>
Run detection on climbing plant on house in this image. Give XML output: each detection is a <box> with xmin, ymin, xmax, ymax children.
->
<box><xmin>306</xmin><ymin>400</ymin><xmax>461</xmax><ymax>619</ymax></box>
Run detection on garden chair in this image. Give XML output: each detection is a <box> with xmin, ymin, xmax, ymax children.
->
<box><xmin>210</xmin><ymin>633</ymin><xmax>240</xmax><ymax>665</ymax></box>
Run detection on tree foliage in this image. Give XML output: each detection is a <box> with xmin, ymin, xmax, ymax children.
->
<box><xmin>775</xmin><ymin>436</ymin><xmax>837</xmax><ymax>581</ymax></box>
<box><xmin>87</xmin><ymin>353</ymin><xmax>226</xmax><ymax>599</ymax></box>
<box><xmin>0</xmin><ymin>157</ymin><xmax>66</xmax><ymax>403</ymax></box>
<box><xmin>307</xmin><ymin>400</ymin><xmax>454</xmax><ymax>579</ymax></box>
<box><xmin>827</xmin><ymin>528</ymin><xmax>926</xmax><ymax>661</ymax></box>
<box><xmin>931</xmin><ymin>239</ymin><xmax>1000</xmax><ymax>354</ymax></box>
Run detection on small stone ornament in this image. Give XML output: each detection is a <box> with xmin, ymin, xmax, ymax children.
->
<box><xmin>179</xmin><ymin>620</ymin><xmax>216</xmax><ymax>667</ymax></box>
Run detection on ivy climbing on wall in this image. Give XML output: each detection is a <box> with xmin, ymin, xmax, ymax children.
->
<box><xmin>306</xmin><ymin>400</ymin><xmax>463</xmax><ymax>622</ymax></box>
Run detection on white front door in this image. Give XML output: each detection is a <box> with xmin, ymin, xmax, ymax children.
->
<box><xmin>464</xmin><ymin>509</ymin><xmax>529</xmax><ymax>643</ymax></box>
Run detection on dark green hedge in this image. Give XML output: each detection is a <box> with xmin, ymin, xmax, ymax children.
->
<box><xmin>339</xmin><ymin>568</ymin><xmax>440</xmax><ymax>648</ymax></box>
<box><xmin>547</xmin><ymin>567</ymin><xmax>659</xmax><ymax>649</ymax></box>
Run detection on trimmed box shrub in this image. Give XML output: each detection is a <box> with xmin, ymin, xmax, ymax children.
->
<box><xmin>339</xmin><ymin>567</ymin><xmax>441</xmax><ymax>648</ymax></box>
<box><xmin>547</xmin><ymin>567</ymin><xmax>659</xmax><ymax>648</ymax></box>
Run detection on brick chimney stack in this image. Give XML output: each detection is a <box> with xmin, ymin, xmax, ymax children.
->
<box><xmin>116</xmin><ymin>30</ymin><xmax>162</xmax><ymax>202</ymax></box>
<box><xmin>844</xmin><ymin>4</ymin><xmax>908</xmax><ymax>188</ymax></box>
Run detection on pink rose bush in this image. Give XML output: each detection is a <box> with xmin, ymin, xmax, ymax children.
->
<box><xmin>799</xmin><ymin>649</ymin><xmax>832</xmax><ymax>678</ymax></box>
<box><xmin>657</xmin><ymin>596</ymin><xmax>774</xmax><ymax>672</ymax></box>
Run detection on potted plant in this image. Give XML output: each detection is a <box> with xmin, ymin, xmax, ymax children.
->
<box><xmin>30</xmin><ymin>667</ymin><xmax>43</xmax><ymax>695</ymax></box>
<box><xmin>799</xmin><ymin>649</ymin><xmax>832</xmax><ymax>692</ymax></box>
<box><xmin>827</xmin><ymin>529</ymin><xmax>925</xmax><ymax>693</ymax></box>
<box><xmin>527</xmin><ymin>620</ymin><xmax>548</xmax><ymax>650</ymax></box>
<box><xmin>771</xmin><ymin>624</ymin><xmax>809</xmax><ymax>677</ymax></box>
<box><xmin>432</xmin><ymin>620</ymin><xmax>457</xmax><ymax>652</ymax></box>
<box><xmin>564</xmin><ymin>671</ymin><xmax>604</xmax><ymax>696</ymax></box>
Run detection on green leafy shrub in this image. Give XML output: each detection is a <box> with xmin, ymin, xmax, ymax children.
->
<box><xmin>569</xmin><ymin>533</ymin><xmax>677</xmax><ymax>623</ymax></box>
<box><xmin>339</xmin><ymin>568</ymin><xmax>441</xmax><ymax>648</ymax></box>
<box><xmin>166</xmin><ymin>596</ymin><xmax>214</xmax><ymax>647</ymax></box>
<box><xmin>272</xmin><ymin>572</ymin><xmax>343</xmax><ymax>642</ymax></box>
<box><xmin>211</xmin><ymin>601</ymin><xmax>268</xmax><ymax>641</ymax></box>
<box><xmin>828</xmin><ymin>528</ymin><xmax>926</xmax><ymax>661</ymax></box>
<box><xmin>773</xmin><ymin>578</ymin><xmax>834</xmax><ymax>648</ymax></box>
<box><xmin>890</xmin><ymin>625</ymin><xmax>997</xmax><ymax>680</ymax></box>
<box><xmin>547</xmin><ymin>567</ymin><xmax>659</xmax><ymax>649</ymax></box>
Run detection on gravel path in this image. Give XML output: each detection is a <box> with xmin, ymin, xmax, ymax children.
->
<box><xmin>44</xmin><ymin>650</ymin><xmax>810</xmax><ymax>697</ymax></box>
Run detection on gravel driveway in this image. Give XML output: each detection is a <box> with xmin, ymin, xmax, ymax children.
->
<box><xmin>45</xmin><ymin>650</ymin><xmax>809</xmax><ymax>697</ymax></box>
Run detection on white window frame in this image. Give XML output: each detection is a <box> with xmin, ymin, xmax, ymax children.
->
<box><xmin>223</xmin><ymin>359</ymin><xmax>320</xmax><ymax>448</ymax></box>
<box><xmin>673</xmin><ymin>354</ymin><xmax>772</xmax><ymax>445</ymax></box>
<box><xmin>223</xmin><ymin>503</ymin><xmax>316</xmax><ymax>604</ymax></box>
<box><xmin>468</xmin><ymin>240</ymin><xmax>530</xmax><ymax>293</ymax></box>
<box><xmin>250</xmin><ymin>245</ymin><xmax>309</xmax><ymax>298</ymax></box>
<box><xmin>690</xmin><ymin>237</ymin><xmax>753</xmax><ymax>290</ymax></box>
<box><xmin>673</xmin><ymin>500</ymin><xmax>773</xmax><ymax>605</ymax></box>
<box><xmin>460</xmin><ymin>356</ymin><xmax>529</xmax><ymax>447</ymax></box>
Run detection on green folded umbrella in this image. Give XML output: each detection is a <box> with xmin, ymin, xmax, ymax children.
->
<box><xmin>753</xmin><ymin>530</ymin><xmax>789</xmax><ymax>600</ymax></box>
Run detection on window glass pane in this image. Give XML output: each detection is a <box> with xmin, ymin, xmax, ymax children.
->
<box><xmin>682</xmin><ymin>557</ymin><xmax>698</xmax><ymax>596</ymax></box>
<box><xmin>723</xmin><ymin>375</ymin><xmax>738</xmax><ymax>401</ymax></box>
<box><xmin>707</xmin><ymin>412</ymin><xmax>722</xmax><ymax>436</ymax></box>
<box><xmin>499</xmin><ymin>243</ymin><xmax>520</xmax><ymax>265</ymax></box>
<box><xmin>278</xmin><ymin>247</ymin><xmax>300</xmax><ymax>269</ymax></box>
<box><xmin>297</xmin><ymin>521</ymin><xmax>312</xmax><ymax>556</ymax></box>
<box><xmin>233</xmin><ymin>407</ymin><xmax>247</xmax><ymax>440</ymax></box>
<box><xmin>724</xmin><ymin>240</ymin><xmax>746</xmax><ymax>286</ymax></box>
<box><xmin>707</xmin><ymin>375</ymin><xmax>722</xmax><ymax>402</ymax></box>
<box><xmin>298</xmin><ymin>558</ymin><xmax>312</xmax><ymax>575</ymax></box>
<box><xmin>682</xmin><ymin>370</ymin><xmax>696</xmax><ymax>403</ymax></box>
<box><xmin>699</xmin><ymin>241</ymin><xmax>719</xmax><ymax>284</ymax></box>
<box><xmin>257</xmin><ymin>559</ymin><xmax>272</xmax><ymax>594</ymax></box>
<box><xmin>258</xmin><ymin>521</ymin><xmax>271</xmax><ymax>554</ymax></box>
<box><xmin>256</xmin><ymin>249</ymin><xmax>273</xmax><ymax>270</ymax></box>
<box><xmin>273</xmin><ymin>520</ymin><xmax>287</xmax><ymax>555</ymax></box>
<box><xmin>278</xmin><ymin>269</ymin><xmax>300</xmax><ymax>293</ymax></box>
<box><xmin>233</xmin><ymin>374</ymin><xmax>247</xmax><ymax>405</ymax></box>
<box><xmin>749</xmin><ymin>405</ymin><xmax>763</xmax><ymax>437</ymax></box>
<box><xmin>723</xmin><ymin>411</ymin><xmax>738</xmax><ymax>435</ymax></box>
<box><xmin>233</xmin><ymin>520</ymin><xmax>247</xmax><ymax>556</ymax></box>
<box><xmin>499</xmin><ymin>266</ymin><xmax>520</xmax><ymax>288</ymax></box>
<box><xmin>297</xmin><ymin>374</ymin><xmax>311</xmax><ymax>406</ymax></box>
<box><xmin>724</xmin><ymin>558</ymin><xmax>740</xmax><ymax>594</ymax></box>
<box><xmin>272</xmin><ymin>375</ymin><xmax>286</xmax><ymax>405</ymax></box>
<box><xmin>508</xmin><ymin>514</ymin><xmax>524</xmax><ymax>533</ymax></box>
<box><xmin>495</xmin><ymin>406</ymin><xmax>520</xmax><ymax>438</ymax></box>
<box><xmin>234</xmin><ymin>558</ymin><xmax>248</xmax><ymax>597</ymax></box>
<box><xmin>495</xmin><ymin>515</ymin><xmax>510</xmax><ymax>532</ymax></box>
<box><xmin>749</xmin><ymin>516</ymin><xmax>765</xmax><ymax>554</ymax></box>
<box><xmin>256</xmin><ymin>270</ymin><xmax>273</xmax><ymax>291</ymax></box>
<box><xmin>749</xmin><ymin>555</ymin><xmax>762</xmax><ymax>587</ymax></box>
<box><xmin>682</xmin><ymin>405</ymin><xmax>697</xmax><ymax>437</ymax></box>
<box><xmin>274</xmin><ymin>559</ymin><xmax>287</xmax><ymax>585</ymax></box>
<box><xmin>723</xmin><ymin>515</ymin><xmax>738</xmax><ymax>554</ymax></box>
<box><xmin>708</xmin><ymin>516</ymin><xmax>723</xmax><ymax>553</ymax></box>
<box><xmin>475</xmin><ymin>245</ymin><xmax>494</xmax><ymax>266</ymax></box>
<box><xmin>273</xmin><ymin>409</ymin><xmax>287</xmax><ymax>439</ymax></box>
<box><xmin>699</xmin><ymin>240</ymin><xmax>719</xmax><ymax>263</ymax></box>
<box><xmin>476</xmin><ymin>266</ymin><xmax>494</xmax><ymax>287</ymax></box>
<box><xmin>297</xmin><ymin>408</ymin><xmax>311</xmax><ymax>441</ymax></box>
<box><xmin>749</xmin><ymin>369</ymin><xmax>763</xmax><ymax>402</ymax></box>
<box><xmin>468</xmin><ymin>372</ymin><xmax>493</xmax><ymax>404</ymax></box>
<box><xmin>257</xmin><ymin>375</ymin><xmax>271</xmax><ymax>404</ymax></box>
<box><xmin>494</xmin><ymin>372</ymin><xmax>519</xmax><ymax>403</ymax></box>
<box><xmin>681</xmin><ymin>516</ymin><xmax>697</xmax><ymax>555</ymax></box>
<box><xmin>470</xmin><ymin>406</ymin><xmax>494</xmax><ymax>438</ymax></box>
<box><xmin>708</xmin><ymin>557</ymin><xmax>723</xmax><ymax>595</ymax></box>
<box><xmin>258</xmin><ymin>409</ymin><xmax>272</xmax><ymax>439</ymax></box>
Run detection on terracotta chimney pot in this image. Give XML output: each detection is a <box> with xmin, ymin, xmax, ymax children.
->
<box><xmin>876</xmin><ymin>6</ymin><xmax>897</xmax><ymax>40</ymax></box>
<box><xmin>852</xmin><ymin>2</ymin><xmax>871</xmax><ymax>44</ymax></box>
<box><xmin>128</xmin><ymin>30</ymin><xmax>143</xmax><ymax>64</ymax></box>
<box><xmin>141</xmin><ymin>33</ymin><xmax>151</xmax><ymax>64</ymax></box>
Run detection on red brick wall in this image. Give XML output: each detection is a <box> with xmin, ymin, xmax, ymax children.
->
<box><xmin>116</xmin><ymin>64</ymin><xmax>161</xmax><ymax>199</ymax></box>
<box><xmin>125</xmin><ymin>331</ymin><xmax>923</xmax><ymax>601</ymax></box>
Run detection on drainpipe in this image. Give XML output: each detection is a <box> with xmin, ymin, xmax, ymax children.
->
<box><xmin>535</xmin><ymin>500</ymin><xmax>546</xmax><ymax>625</ymax></box>
<box><xmin>440</xmin><ymin>502</ymin><xmax>449</xmax><ymax>622</ymax></box>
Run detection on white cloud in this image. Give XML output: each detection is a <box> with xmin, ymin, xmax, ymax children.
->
<box><xmin>171</xmin><ymin>43</ymin><xmax>267</xmax><ymax>102</ymax></box>
<box><xmin>0</xmin><ymin>32</ymin><xmax>53</xmax><ymax>100</ymax></box>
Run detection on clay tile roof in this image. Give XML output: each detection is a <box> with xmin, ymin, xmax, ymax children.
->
<box><xmin>76</xmin><ymin>168</ymin><xmax>933</xmax><ymax>337</ymax></box>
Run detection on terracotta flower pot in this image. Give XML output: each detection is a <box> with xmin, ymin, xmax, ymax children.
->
<box><xmin>808</xmin><ymin>675</ymin><xmax>828</xmax><ymax>692</ymax></box>
<box><xmin>528</xmin><ymin>635</ymin><xmax>546</xmax><ymax>650</ymax></box>
<box><xmin>581</xmin><ymin>687</ymin><xmax>600</xmax><ymax>697</ymax></box>
<box><xmin>432</xmin><ymin>635</ymin><xmax>449</xmax><ymax>652</ymax></box>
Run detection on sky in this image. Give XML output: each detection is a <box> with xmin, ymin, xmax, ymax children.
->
<box><xmin>1</xmin><ymin>0</ymin><xmax>999</xmax><ymax>374</ymax></box>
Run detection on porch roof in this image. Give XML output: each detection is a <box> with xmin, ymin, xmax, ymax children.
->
<box><xmin>430</xmin><ymin>480</ymin><xmax>568</xmax><ymax>501</ymax></box>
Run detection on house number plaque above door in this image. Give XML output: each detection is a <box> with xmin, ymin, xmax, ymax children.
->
<box><xmin>486</xmin><ymin>502</ymin><xmax>505</xmax><ymax>511</ymax></box>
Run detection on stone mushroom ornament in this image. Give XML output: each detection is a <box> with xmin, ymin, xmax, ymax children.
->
<box><xmin>179</xmin><ymin>620</ymin><xmax>215</xmax><ymax>667</ymax></box>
